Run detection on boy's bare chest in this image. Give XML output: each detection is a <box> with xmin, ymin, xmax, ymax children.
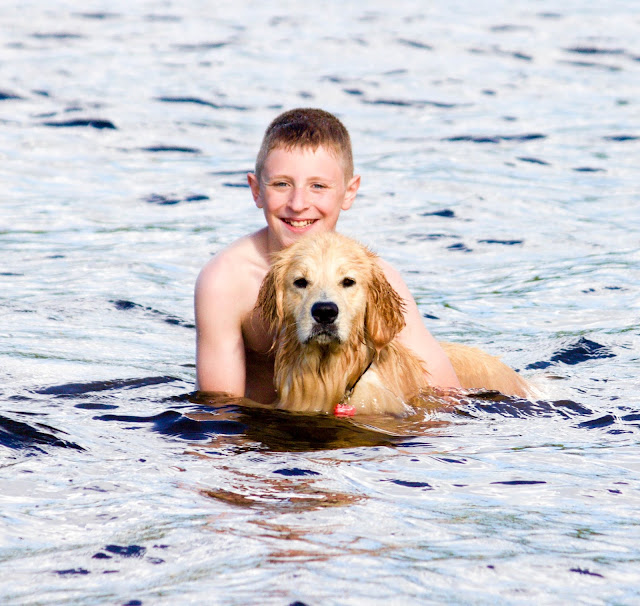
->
<box><xmin>242</xmin><ymin>306</ymin><xmax>277</xmax><ymax>403</ymax></box>
<box><xmin>242</xmin><ymin>306</ymin><xmax>274</xmax><ymax>355</ymax></box>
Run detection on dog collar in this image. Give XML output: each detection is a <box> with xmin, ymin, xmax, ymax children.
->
<box><xmin>334</xmin><ymin>402</ymin><xmax>356</xmax><ymax>417</ymax></box>
<box><xmin>333</xmin><ymin>359</ymin><xmax>373</xmax><ymax>417</ymax></box>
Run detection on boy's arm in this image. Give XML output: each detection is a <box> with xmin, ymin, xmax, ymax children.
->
<box><xmin>194</xmin><ymin>259</ymin><xmax>247</xmax><ymax>396</ymax></box>
<box><xmin>379</xmin><ymin>259</ymin><xmax>461</xmax><ymax>390</ymax></box>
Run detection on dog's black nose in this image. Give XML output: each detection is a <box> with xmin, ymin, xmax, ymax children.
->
<box><xmin>311</xmin><ymin>301</ymin><xmax>339</xmax><ymax>325</ymax></box>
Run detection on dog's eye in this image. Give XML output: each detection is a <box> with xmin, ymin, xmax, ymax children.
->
<box><xmin>341</xmin><ymin>277</ymin><xmax>356</xmax><ymax>288</ymax></box>
<box><xmin>293</xmin><ymin>277</ymin><xmax>308</xmax><ymax>288</ymax></box>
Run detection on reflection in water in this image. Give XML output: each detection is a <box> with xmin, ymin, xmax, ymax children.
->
<box><xmin>2</xmin><ymin>1</ymin><xmax>639</xmax><ymax>603</ymax></box>
<box><xmin>190</xmin><ymin>390</ymin><xmax>456</xmax><ymax>452</ymax></box>
<box><xmin>176</xmin><ymin>387</ymin><xmax>601</xmax><ymax>455</ymax></box>
<box><xmin>201</xmin><ymin>478</ymin><xmax>362</xmax><ymax>511</ymax></box>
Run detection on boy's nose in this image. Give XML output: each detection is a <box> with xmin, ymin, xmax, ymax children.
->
<box><xmin>288</xmin><ymin>187</ymin><xmax>309</xmax><ymax>211</ymax></box>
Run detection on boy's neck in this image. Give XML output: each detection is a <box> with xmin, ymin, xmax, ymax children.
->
<box><xmin>265</xmin><ymin>226</ymin><xmax>339</xmax><ymax>257</ymax></box>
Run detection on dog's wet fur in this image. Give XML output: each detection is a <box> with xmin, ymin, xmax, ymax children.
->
<box><xmin>257</xmin><ymin>232</ymin><xmax>531</xmax><ymax>415</ymax></box>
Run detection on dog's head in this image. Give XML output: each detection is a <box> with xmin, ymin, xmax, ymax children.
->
<box><xmin>257</xmin><ymin>232</ymin><xmax>406</xmax><ymax>350</ymax></box>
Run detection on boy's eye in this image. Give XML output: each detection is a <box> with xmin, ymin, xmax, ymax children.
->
<box><xmin>293</xmin><ymin>277</ymin><xmax>308</xmax><ymax>288</ymax></box>
<box><xmin>341</xmin><ymin>277</ymin><xmax>356</xmax><ymax>288</ymax></box>
<box><xmin>311</xmin><ymin>183</ymin><xmax>327</xmax><ymax>189</ymax></box>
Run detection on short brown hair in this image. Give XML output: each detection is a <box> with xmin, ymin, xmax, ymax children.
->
<box><xmin>255</xmin><ymin>108</ymin><xmax>354</xmax><ymax>181</ymax></box>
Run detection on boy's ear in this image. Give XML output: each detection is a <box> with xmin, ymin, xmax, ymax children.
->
<box><xmin>247</xmin><ymin>172</ymin><xmax>263</xmax><ymax>208</ymax></box>
<box><xmin>341</xmin><ymin>174</ymin><xmax>360</xmax><ymax>211</ymax></box>
<box><xmin>365</xmin><ymin>256</ymin><xmax>406</xmax><ymax>348</ymax></box>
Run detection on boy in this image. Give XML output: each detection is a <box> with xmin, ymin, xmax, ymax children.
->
<box><xmin>195</xmin><ymin>108</ymin><xmax>460</xmax><ymax>402</ymax></box>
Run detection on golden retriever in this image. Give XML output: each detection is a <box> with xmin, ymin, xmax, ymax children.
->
<box><xmin>257</xmin><ymin>232</ymin><xmax>530</xmax><ymax>416</ymax></box>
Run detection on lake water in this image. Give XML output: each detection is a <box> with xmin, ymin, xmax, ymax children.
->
<box><xmin>1</xmin><ymin>1</ymin><xmax>639</xmax><ymax>604</ymax></box>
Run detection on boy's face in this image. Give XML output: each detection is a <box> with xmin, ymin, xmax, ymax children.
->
<box><xmin>248</xmin><ymin>145</ymin><xmax>360</xmax><ymax>253</ymax></box>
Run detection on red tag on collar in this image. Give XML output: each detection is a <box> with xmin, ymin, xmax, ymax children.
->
<box><xmin>334</xmin><ymin>402</ymin><xmax>356</xmax><ymax>417</ymax></box>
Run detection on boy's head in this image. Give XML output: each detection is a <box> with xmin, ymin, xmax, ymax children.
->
<box><xmin>255</xmin><ymin>108</ymin><xmax>354</xmax><ymax>183</ymax></box>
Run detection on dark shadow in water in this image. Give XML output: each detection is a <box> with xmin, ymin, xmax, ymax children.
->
<box><xmin>11</xmin><ymin>358</ymin><xmax>638</xmax><ymax>457</ymax></box>
<box><xmin>141</xmin><ymin>145</ymin><xmax>201</xmax><ymax>154</ymax></box>
<box><xmin>517</xmin><ymin>156</ymin><xmax>551</xmax><ymax>165</ymax></box>
<box><xmin>32</xmin><ymin>32</ymin><xmax>84</xmax><ymax>40</ymax></box>
<box><xmin>154</xmin><ymin>95</ymin><xmax>248</xmax><ymax>111</ymax></box>
<box><xmin>33</xmin><ymin>375</ymin><xmax>179</xmax><ymax>397</ymax></box>
<box><xmin>41</xmin><ymin>118</ymin><xmax>116</xmax><ymax>129</ymax></box>
<box><xmin>363</xmin><ymin>98</ymin><xmax>460</xmax><ymax>109</ymax></box>
<box><xmin>95</xmin><ymin>409</ymin><xmax>246</xmax><ymax>441</ymax></box>
<box><xmin>564</xmin><ymin>46</ymin><xmax>625</xmax><ymax>56</ymax></box>
<box><xmin>443</xmin><ymin>133</ymin><xmax>546</xmax><ymax>144</ymax></box>
<box><xmin>454</xmin><ymin>390</ymin><xmax>639</xmax><ymax>434</ymax></box>
<box><xmin>1</xmin><ymin>90</ymin><xmax>24</xmax><ymax>100</ymax></box>
<box><xmin>558</xmin><ymin>60</ymin><xmax>622</xmax><ymax>72</ymax></box>
<box><xmin>222</xmin><ymin>181</ymin><xmax>250</xmax><ymax>188</ymax></box>
<box><xmin>396</xmin><ymin>38</ymin><xmax>434</xmax><ymax>51</ymax></box>
<box><xmin>111</xmin><ymin>299</ymin><xmax>195</xmax><ymax>329</ymax></box>
<box><xmin>603</xmin><ymin>135</ymin><xmax>639</xmax><ymax>142</ymax></box>
<box><xmin>576</xmin><ymin>414</ymin><xmax>616</xmax><ymax>429</ymax></box>
<box><xmin>74</xmin><ymin>12</ymin><xmax>121</xmax><ymax>20</ymax></box>
<box><xmin>94</xmin><ymin>392</ymin><xmax>412</xmax><ymax>452</ymax></box>
<box><xmin>0</xmin><ymin>414</ymin><xmax>85</xmax><ymax>453</ymax></box>
<box><xmin>572</xmin><ymin>166</ymin><xmax>606</xmax><ymax>173</ymax></box>
<box><xmin>144</xmin><ymin>193</ymin><xmax>209</xmax><ymax>205</ymax></box>
<box><xmin>526</xmin><ymin>336</ymin><xmax>615</xmax><ymax>370</ymax></box>
<box><xmin>454</xmin><ymin>390</ymin><xmax>593</xmax><ymax>419</ymax></box>
<box><xmin>420</xmin><ymin>208</ymin><xmax>456</xmax><ymax>218</ymax></box>
<box><xmin>222</xmin><ymin>405</ymin><xmax>410</xmax><ymax>452</ymax></box>
<box><xmin>477</xmin><ymin>238</ymin><xmax>524</xmax><ymax>246</ymax></box>
<box><xmin>491</xmin><ymin>480</ymin><xmax>546</xmax><ymax>485</ymax></box>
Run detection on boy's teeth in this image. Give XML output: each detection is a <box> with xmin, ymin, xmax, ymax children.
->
<box><xmin>286</xmin><ymin>219</ymin><xmax>314</xmax><ymax>227</ymax></box>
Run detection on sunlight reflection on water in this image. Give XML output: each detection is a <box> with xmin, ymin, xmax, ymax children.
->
<box><xmin>1</xmin><ymin>1</ymin><xmax>639</xmax><ymax>604</ymax></box>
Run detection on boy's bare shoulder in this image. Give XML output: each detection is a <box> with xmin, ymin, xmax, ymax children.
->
<box><xmin>195</xmin><ymin>229</ymin><xmax>270</xmax><ymax>306</ymax></box>
<box><xmin>374</xmin><ymin>256</ymin><xmax>410</xmax><ymax>297</ymax></box>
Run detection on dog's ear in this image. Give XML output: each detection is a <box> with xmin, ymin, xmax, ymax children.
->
<box><xmin>256</xmin><ymin>261</ymin><xmax>284</xmax><ymax>333</ymax></box>
<box><xmin>365</xmin><ymin>259</ymin><xmax>406</xmax><ymax>348</ymax></box>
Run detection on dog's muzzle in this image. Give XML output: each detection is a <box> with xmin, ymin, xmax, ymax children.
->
<box><xmin>311</xmin><ymin>301</ymin><xmax>338</xmax><ymax>325</ymax></box>
<box><xmin>307</xmin><ymin>301</ymin><xmax>340</xmax><ymax>344</ymax></box>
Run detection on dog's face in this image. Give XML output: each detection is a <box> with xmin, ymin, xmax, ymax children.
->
<box><xmin>258</xmin><ymin>233</ymin><xmax>406</xmax><ymax>350</ymax></box>
<box><xmin>283</xmin><ymin>243</ymin><xmax>369</xmax><ymax>346</ymax></box>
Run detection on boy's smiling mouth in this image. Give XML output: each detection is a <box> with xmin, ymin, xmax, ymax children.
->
<box><xmin>282</xmin><ymin>218</ymin><xmax>316</xmax><ymax>228</ymax></box>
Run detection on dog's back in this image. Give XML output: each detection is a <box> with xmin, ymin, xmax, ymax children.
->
<box><xmin>440</xmin><ymin>342</ymin><xmax>530</xmax><ymax>398</ymax></box>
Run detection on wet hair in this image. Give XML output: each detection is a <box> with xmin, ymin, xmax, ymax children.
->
<box><xmin>255</xmin><ymin>108</ymin><xmax>354</xmax><ymax>182</ymax></box>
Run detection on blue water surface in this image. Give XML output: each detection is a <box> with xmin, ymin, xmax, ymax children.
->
<box><xmin>1</xmin><ymin>1</ymin><xmax>639</xmax><ymax>604</ymax></box>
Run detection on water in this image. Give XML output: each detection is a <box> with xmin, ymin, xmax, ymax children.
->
<box><xmin>1</xmin><ymin>1</ymin><xmax>639</xmax><ymax>604</ymax></box>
